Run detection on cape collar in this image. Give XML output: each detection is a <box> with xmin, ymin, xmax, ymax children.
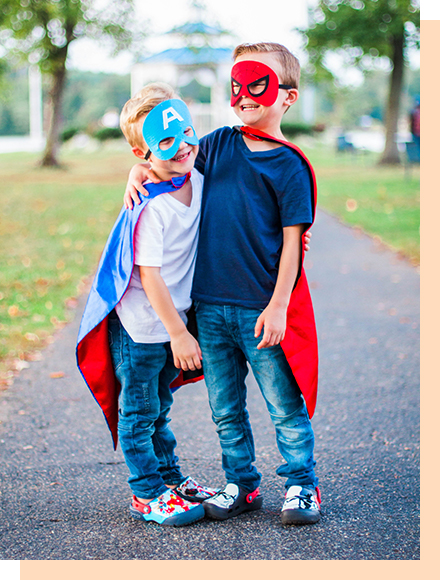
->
<box><xmin>234</xmin><ymin>125</ymin><xmax>287</xmax><ymax>145</ymax></box>
<box><xmin>141</xmin><ymin>172</ymin><xmax>191</xmax><ymax>197</ymax></box>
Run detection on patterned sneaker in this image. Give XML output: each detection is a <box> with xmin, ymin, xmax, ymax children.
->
<box><xmin>281</xmin><ymin>485</ymin><xmax>321</xmax><ymax>525</ymax></box>
<box><xmin>130</xmin><ymin>488</ymin><xmax>204</xmax><ymax>526</ymax></box>
<box><xmin>203</xmin><ymin>483</ymin><xmax>263</xmax><ymax>520</ymax></box>
<box><xmin>174</xmin><ymin>476</ymin><xmax>219</xmax><ymax>503</ymax></box>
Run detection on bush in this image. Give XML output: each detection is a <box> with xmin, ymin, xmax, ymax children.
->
<box><xmin>281</xmin><ymin>122</ymin><xmax>321</xmax><ymax>137</ymax></box>
<box><xmin>93</xmin><ymin>127</ymin><xmax>123</xmax><ymax>142</ymax></box>
<box><xmin>60</xmin><ymin>127</ymin><xmax>81</xmax><ymax>142</ymax></box>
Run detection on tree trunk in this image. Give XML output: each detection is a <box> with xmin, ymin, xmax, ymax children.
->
<box><xmin>40</xmin><ymin>65</ymin><xmax>67</xmax><ymax>167</ymax></box>
<box><xmin>379</xmin><ymin>32</ymin><xmax>405</xmax><ymax>165</ymax></box>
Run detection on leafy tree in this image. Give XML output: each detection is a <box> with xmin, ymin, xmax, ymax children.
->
<box><xmin>301</xmin><ymin>0</ymin><xmax>420</xmax><ymax>164</ymax></box>
<box><xmin>0</xmin><ymin>0</ymin><xmax>138</xmax><ymax>166</ymax></box>
<box><xmin>62</xmin><ymin>70</ymin><xmax>130</xmax><ymax>131</ymax></box>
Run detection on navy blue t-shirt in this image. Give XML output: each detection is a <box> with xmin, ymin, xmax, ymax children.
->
<box><xmin>192</xmin><ymin>126</ymin><xmax>313</xmax><ymax>309</ymax></box>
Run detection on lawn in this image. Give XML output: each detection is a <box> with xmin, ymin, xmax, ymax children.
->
<box><xmin>0</xmin><ymin>146</ymin><xmax>135</xmax><ymax>385</ymax></box>
<box><xmin>300</xmin><ymin>142</ymin><xmax>420</xmax><ymax>264</ymax></box>
<box><xmin>0</xmin><ymin>142</ymin><xmax>419</xmax><ymax>385</ymax></box>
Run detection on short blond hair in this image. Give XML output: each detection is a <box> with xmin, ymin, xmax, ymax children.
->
<box><xmin>233</xmin><ymin>42</ymin><xmax>300</xmax><ymax>89</ymax></box>
<box><xmin>120</xmin><ymin>82</ymin><xmax>178</xmax><ymax>150</ymax></box>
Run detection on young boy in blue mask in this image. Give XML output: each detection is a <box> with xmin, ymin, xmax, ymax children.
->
<box><xmin>124</xmin><ymin>43</ymin><xmax>321</xmax><ymax>526</ymax></box>
<box><xmin>77</xmin><ymin>83</ymin><xmax>217</xmax><ymax>527</ymax></box>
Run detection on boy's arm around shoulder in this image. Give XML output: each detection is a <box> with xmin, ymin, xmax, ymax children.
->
<box><xmin>139</xmin><ymin>267</ymin><xmax>202</xmax><ymax>371</ymax></box>
<box><xmin>254</xmin><ymin>225</ymin><xmax>304</xmax><ymax>349</ymax></box>
<box><xmin>124</xmin><ymin>163</ymin><xmax>162</xmax><ymax>209</ymax></box>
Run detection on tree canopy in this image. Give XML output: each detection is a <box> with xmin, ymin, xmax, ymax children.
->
<box><xmin>0</xmin><ymin>0</ymin><xmax>138</xmax><ymax>166</ymax></box>
<box><xmin>302</xmin><ymin>0</ymin><xmax>420</xmax><ymax>164</ymax></box>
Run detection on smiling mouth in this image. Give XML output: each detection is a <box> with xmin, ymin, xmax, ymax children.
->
<box><xmin>172</xmin><ymin>151</ymin><xmax>191</xmax><ymax>162</ymax></box>
<box><xmin>240</xmin><ymin>104</ymin><xmax>260</xmax><ymax>111</ymax></box>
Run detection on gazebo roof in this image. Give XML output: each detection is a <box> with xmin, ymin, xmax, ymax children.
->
<box><xmin>167</xmin><ymin>22</ymin><xmax>227</xmax><ymax>36</ymax></box>
<box><xmin>139</xmin><ymin>47</ymin><xmax>232</xmax><ymax>66</ymax></box>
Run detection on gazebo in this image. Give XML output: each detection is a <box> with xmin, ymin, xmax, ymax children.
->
<box><xmin>131</xmin><ymin>22</ymin><xmax>235</xmax><ymax>136</ymax></box>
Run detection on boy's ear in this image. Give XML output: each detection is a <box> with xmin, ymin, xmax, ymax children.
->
<box><xmin>284</xmin><ymin>88</ymin><xmax>299</xmax><ymax>107</ymax></box>
<box><xmin>132</xmin><ymin>146</ymin><xmax>148</xmax><ymax>160</ymax></box>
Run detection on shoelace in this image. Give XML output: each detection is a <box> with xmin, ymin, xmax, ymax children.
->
<box><xmin>215</xmin><ymin>490</ymin><xmax>235</xmax><ymax>505</ymax></box>
<box><xmin>285</xmin><ymin>492</ymin><xmax>315</xmax><ymax>509</ymax></box>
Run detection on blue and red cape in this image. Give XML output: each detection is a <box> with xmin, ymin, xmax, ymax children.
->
<box><xmin>76</xmin><ymin>174</ymin><xmax>201</xmax><ymax>450</ymax></box>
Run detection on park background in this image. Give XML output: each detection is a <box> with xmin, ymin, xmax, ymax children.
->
<box><xmin>0</xmin><ymin>0</ymin><xmax>420</xmax><ymax>386</ymax></box>
<box><xmin>0</xmin><ymin>0</ymin><xmax>425</xmax><ymax>569</ymax></box>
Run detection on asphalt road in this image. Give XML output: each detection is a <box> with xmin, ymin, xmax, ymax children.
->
<box><xmin>0</xmin><ymin>209</ymin><xmax>420</xmax><ymax>560</ymax></box>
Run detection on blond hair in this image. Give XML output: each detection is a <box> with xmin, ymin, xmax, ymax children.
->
<box><xmin>233</xmin><ymin>42</ymin><xmax>300</xmax><ymax>89</ymax></box>
<box><xmin>120</xmin><ymin>82</ymin><xmax>178</xmax><ymax>150</ymax></box>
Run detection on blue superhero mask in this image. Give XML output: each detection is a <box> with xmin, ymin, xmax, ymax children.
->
<box><xmin>142</xmin><ymin>99</ymin><xmax>199</xmax><ymax>160</ymax></box>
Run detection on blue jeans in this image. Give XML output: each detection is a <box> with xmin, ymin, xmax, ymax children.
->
<box><xmin>108</xmin><ymin>314</ymin><xmax>184</xmax><ymax>499</ymax></box>
<box><xmin>195</xmin><ymin>302</ymin><xmax>318</xmax><ymax>492</ymax></box>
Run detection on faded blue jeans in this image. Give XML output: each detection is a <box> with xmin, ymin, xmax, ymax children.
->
<box><xmin>195</xmin><ymin>302</ymin><xmax>318</xmax><ymax>492</ymax></box>
<box><xmin>108</xmin><ymin>314</ymin><xmax>184</xmax><ymax>499</ymax></box>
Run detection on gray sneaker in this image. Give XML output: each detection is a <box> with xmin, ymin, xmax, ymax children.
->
<box><xmin>281</xmin><ymin>485</ymin><xmax>321</xmax><ymax>525</ymax></box>
<box><xmin>203</xmin><ymin>483</ymin><xmax>263</xmax><ymax>520</ymax></box>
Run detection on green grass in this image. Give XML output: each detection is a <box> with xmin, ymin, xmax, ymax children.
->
<box><xmin>0</xmin><ymin>147</ymin><xmax>135</xmax><ymax>385</ymax></box>
<box><xmin>0</xmin><ymin>143</ymin><xmax>419</xmax><ymax>385</ymax></box>
<box><xmin>300</xmin><ymin>143</ymin><xmax>420</xmax><ymax>264</ymax></box>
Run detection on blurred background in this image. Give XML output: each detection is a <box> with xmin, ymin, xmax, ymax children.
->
<box><xmin>0</xmin><ymin>0</ymin><xmax>420</xmax><ymax>385</ymax></box>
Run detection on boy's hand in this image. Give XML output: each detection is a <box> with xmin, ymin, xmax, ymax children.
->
<box><xmin>170</xmin><ymin>330</ymin><xmax>203</xmax><ymax>371</ymax></box>
<box><xmin>304</xmin><ymin>231</ymin><xmax>311</xmax><ymax>252</ymax></box>
<box><xmin>124</xmin><ymin>163</ymin><xmax>162</xmax><ymax>209</ymax></box>
<box><xmin>254</xmin><ymin>303</ymin><xmax>287</xmax><ymax>349</ymax></box>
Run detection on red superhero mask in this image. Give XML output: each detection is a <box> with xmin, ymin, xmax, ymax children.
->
<box><xmin>230</xmin><ymin>60</ymin><xmax>293</xmax><ymax>107</ymax></box>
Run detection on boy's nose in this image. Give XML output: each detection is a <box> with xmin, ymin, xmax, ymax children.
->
<box><xmin>178</xmin><ymin>139</ymin><xmax>189</xmax><ymax>150</ymax></box>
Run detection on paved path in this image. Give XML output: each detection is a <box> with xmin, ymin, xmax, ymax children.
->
<box><xmin>0</xmin><ymin>209</ymin><xmax>419</xmax><ymax>560</ymax></box>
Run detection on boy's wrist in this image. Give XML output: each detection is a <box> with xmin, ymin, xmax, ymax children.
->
<box><xmin>169</xmin><ymin>324</ymin><xmax>189</xmax><ymax>341</ymax></box>
<box><xmin>268</xmin><ymin>295</ymin><xmax>290</xmax><ymax>311</ymax></box>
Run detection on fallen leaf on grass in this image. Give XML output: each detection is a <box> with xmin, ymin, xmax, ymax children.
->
<box><xmin>346</xmin><ymin>199</ymin><xmax>358</xmax><ymax>212</ymax></box>
<box><xmin>8</xmin><ymin>305</ymin><xmax>21</xmax><ymax>317</ymax></box>
<box><xmin>65</xmin><ymin>297</ymin><xmax>78</xmax><ymax>309</ymax></box>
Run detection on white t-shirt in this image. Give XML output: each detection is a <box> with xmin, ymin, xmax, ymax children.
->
<box><xmin>115</xmin><ymin>169</ymin><xmax>203</xmax><ymax>343</ymax></box>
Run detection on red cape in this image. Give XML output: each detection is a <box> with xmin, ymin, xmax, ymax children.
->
<box><xmin>237</xmin><ymin>126</ymin><xmax>319</xmax><ymax>418</ymax></box>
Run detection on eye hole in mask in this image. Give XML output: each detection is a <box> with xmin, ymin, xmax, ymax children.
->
<box><xmin>248</xmin><ymin>76</ymin><xmax>269</xmax><ymax>97</ymax></box>
<box><xmin>231</xmin><ymin>80</ymin><xmax>242</xmax><ymax>97</ymax></box>
<box><xmin>158</xmin><ymin>127</ymin><xmax>195</xmax><ymax>152</ymax></box>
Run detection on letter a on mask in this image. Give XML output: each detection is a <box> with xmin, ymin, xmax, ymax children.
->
<box><xmin>162</xmin><ymin>107</ymin><xmax>184</xmax><ymax>130</ymax></box>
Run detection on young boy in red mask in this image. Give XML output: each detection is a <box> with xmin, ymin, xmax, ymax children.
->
<box><xmin>124</xmin><ymin>43</ymin><xmax>320</xmax><ymax>525</ymax></box>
